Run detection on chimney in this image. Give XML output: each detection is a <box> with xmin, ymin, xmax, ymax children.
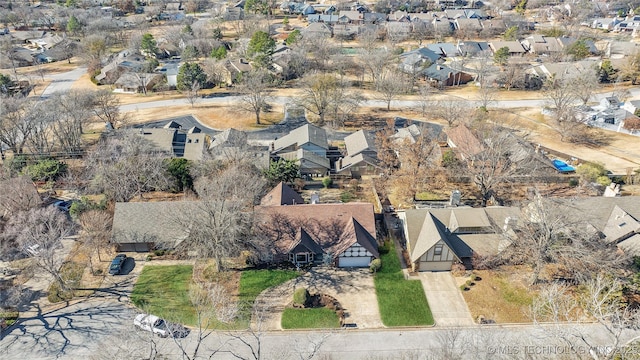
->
<box><xmin>311</xmin><ymin>192</ymin><xmax>320</xmax><ymax>204</ymax></box>
<box><xmin>271</xmin><ymin>142</ymin><xmax>275</xmax><ymax>152</ymax></box>
<box><xmin>449</xmin><ymin>190</ymin><xmax>461</xmax><ymax>206</ymax></box>
<box><xmin>338</xmin><ymin>158</ymin><xmax>343</xmax><ymax>169</ymax></box>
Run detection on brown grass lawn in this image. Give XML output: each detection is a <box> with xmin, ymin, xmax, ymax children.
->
<box><xmin>460</xmin><ymin>267</ymin><xmax>536</xmax><ymax>324</ymax></box>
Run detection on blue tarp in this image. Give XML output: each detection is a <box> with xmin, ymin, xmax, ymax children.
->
<box><xmin>552</xmin><ymin>159</ymin><xmax>575</xmax><ymax>173</ymax></box>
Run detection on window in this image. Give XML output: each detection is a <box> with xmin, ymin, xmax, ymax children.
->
<box><xmin>434</xmin><ymin>244</ymin><xmax>443</xmax><ymax>256</ymax></box>
<box><xmin>296</xmin><ymin>254</ymin><xmax>308</xmax><ymax>263</ymax></box>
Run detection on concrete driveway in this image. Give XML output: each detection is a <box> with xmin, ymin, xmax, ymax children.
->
<box><xmin>418</xmin><ymin>272</ymin><xmax>474</xmax><ymax>326</ymax></box>
<box><xmin>254</xmin><ymin>268</ymin><xmax>382</xmax><ymax>330</ymax></box>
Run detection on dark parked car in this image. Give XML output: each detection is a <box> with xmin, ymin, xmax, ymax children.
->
<box><xmin>109</xmin><ymin>254</ymin><xmax>127</xmax><ymax>275</ymax></box>
<box><xmin>53</xmin><ymin>200</ymin><xmax>74</xmax><ymax>212</ymax></box>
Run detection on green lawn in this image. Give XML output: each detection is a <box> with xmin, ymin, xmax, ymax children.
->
<box><xmin>281</xmin><ymin>308</ymin><xmax>341</xmax><ymax>329</ymax></box>
<box><xmin>131</xmin><ymin>265</ymin><xmax>197</xmax><ymax>325</ymax></box>
<box><xmin>238</xmin><ymin>269</ymin><xmax>300</xmax><ymax>304</ymax></box>
<box><xmin>374</xmin><ymin>242</ymin><xmax>434</xmax><ymax>326</ymax></box>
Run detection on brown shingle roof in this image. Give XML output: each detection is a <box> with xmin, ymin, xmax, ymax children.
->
<box><xmin>446</xmin><ymin>124</ymin><xmax>483</xmax><ymax>157</ymax></box>
<box><xmin>257</xmin><ymin>202</ymin><xmax>378</xmax><ymax>259</ymax></box>
<box><xmin>260</xmin><ymin>182</ymin><xmax>305</xmax><ymax>206</ymax></box>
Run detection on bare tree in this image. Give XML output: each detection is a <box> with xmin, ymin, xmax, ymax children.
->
<box><xmin>569</xmin><ymin>67</ymin><xmax>599</xmax><ymax>105</ymax></box>
<box><xmin>0</xmin><ymin>176</ymin><xmax>42</xmax><ymax>217</ymax></box>
<box><xmin>0</xmin><ymin>95</ymin><xmax>37</xmax><ymax>154</ymax></box>
<box><xmin>237</xmin><ymin>70</ymin><xmax>272</xmax><ymax>125</ymax></box>
<box><xmin>79</xmin><ymin>210</ymin><xmax>112</xmax><ymax>274</ymax></box>
<box><xmin>4</xmin><ymin>207</ymin><xmax>76</xmax><ymax>291</ymax></box>
<box><xmin>176</xmin><ymin>163</ymin><xmax>267</xmax><ymax>271</ymax></box>
<box><xmin>86</xmin><ymin>133</ymin><xmax>172</xmax><ymax>202</ymax></box>
<box><xmin>92</xmin><ymin>89</ymin><xmax>126</xmax><ymax>129</ymax></box>
<box><xmin>542</xmin><ymin>74</ymin><xmax>580</xmax><ymax>141</ymax></box>
<box><xmin>168</xmin><ymin>282</ymin><xmax>237</xmax><ymax>360</ymax></box>
<box><xmin>186</xmin><ymin>80</ymin><xmax>201</xmax><ymax>108</ymax></box>
<box><xmin>44</xmin><ymin>90</ymin><xmax>96</xmax><ymax>153</ymax></box>
<box><xmin>297</xmin><ymin>72</ymin><xmax>348</xmax><ymax>125</ymax></box>
<box><xmin>429</xmin><ymin>98</ymin><xmax>470</xmax><ymax>127</ymax></box>
<box><xmin>531</xmin><ymin>275</ymin><xmax>640</xmax><ymax>359</ymax></box>
<box><xmin>358</xmin><ymin>47</ymin><xmax>396</xmax><ymax>87</ymax></box>
<box><xmin>416</xmin><ymin>83</ymin><xmax>438</xmax><ymax>118</ymax></box>
<box><xmin>375</xmin><ymin>69</ymin><xmax>408</xmax><ymax>111</ymax></box>
<box><xmin>460</xmin><ymin>125</ymin><xmax>537</xmax><ymax>206</ymax></box>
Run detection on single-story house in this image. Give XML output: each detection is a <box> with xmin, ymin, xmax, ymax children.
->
<box><xmin>113</xmin><ymin>73</ymin><xmax>164</xmax><ymax>93</ymax></box>
<box><xmin>488</xmin><ymin>41</ymin><xmax>527</xmax><ymax>56</ymax></box>
<box><xmin>111</xmin><ymin>201</ymin><xmax>191</xmax><ymax>252</ymax></box>
<box><xmin>399</xmin><ymin>207</ymin><xmax>519</xmax><ymax>271</ymax></box>
<box><xmin>257</xmin><ymin>183</ymin><xmax>380</xmax><ymax>267</ymax></box>
<box><xmin>422</xmin><ymin>63</ymin><xmax>474</xmax><ymax>87</ymax></box>
<box><xmin>128</xmin><ymin>121</ymin><xmax>211</xmax><ymax>161</ymax></box>
<box><xmin>270</xmin><ymin>123</ymin><xmax>330</xmax><ymax>176</ymax></box>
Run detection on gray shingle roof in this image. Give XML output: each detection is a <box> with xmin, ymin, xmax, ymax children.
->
<box><xmin>111</xmin><ymin>201</ymin><xmax>192</xmax><ymax>247</ymax></box>
<box><xmin>272</xmin><ymin>124</ymin><xmax>328</xmax><ymax>153</ymax></box>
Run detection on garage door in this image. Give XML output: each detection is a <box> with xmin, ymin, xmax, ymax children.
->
<box><xmin>338</xmin><ymin>256</ymin><xmax>371</xmax><ymax>268</ymax></box>
<box><xmin>419</xmin><ymin>261</ymin><xmax>452</xmax><ymax>272</ymax></box>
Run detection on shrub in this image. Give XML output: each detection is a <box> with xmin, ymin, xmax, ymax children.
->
<box><xmin>340</xmin><ymin>191</ymin><xmax>353</xmax><ymax>203</ymax></box>
<box><xmin>153</xmin><ymin>249</ymin><xmax>166</xmax><ymax>256</ymax></box>
<box><xmin>69</xmin><ymin>196</ymin><xmax>107</xmax><ymax>218</ymax></box>
<box><xmin>22</xmin><ymin>158</ymin><xmax>67</xmax><ymax>182</ymax></box>
<box><xmin>568</xmin><ymin>178</ymin><xmax>579</xmax><ymax>187</ymax></box>
<box><xmin>293</xmin><ymin>287</ymin><xmax>310</xmax><ymax>307</ymax></box>
<box><xmin>596</xmin><ymin>175</ymin><xmax>612</xmax><ymax>187</ymax></box>
<box><xmin>460</xmin><ymin>284</ymin><xmax>470</xmax><ymax>291</ymax></box>
<box><xmin>369</xmin><ymin>259</ymin><xmax>382</xmax><ymax>273</ymax></box>
<box><xmin>322</xmin><ymin>177</ymin><xmax>333</xmax><ymax>188</ymax></box>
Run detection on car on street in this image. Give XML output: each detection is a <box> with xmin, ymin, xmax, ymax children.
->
<box><xmin>134</xmin><ymin>314</ymin><xmax>189</xmax><ymax>338</ymax></box>
<box><xmin>108</xmin><ymin>254</ymin><xmax>127</xmax><ymax>275</ymax></box>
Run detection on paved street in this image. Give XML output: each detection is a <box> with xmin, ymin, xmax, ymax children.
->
<box><xmin>2</xmin><ymin>296</ymin><xmax>639</xmax><ymax>360</ymax></box>
<box><xmin>39</xmin><ymin>67</ymin><xmax>86</xmax><ymax>98</ymax></box>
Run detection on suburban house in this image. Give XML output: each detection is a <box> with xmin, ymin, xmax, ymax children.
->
<box><xmin>113</xmin><ymin>73</ymin><xmax>164</xmax><ymax>93</ymax></box>
<box><xmin>302</xmin><ymin>22</ymin><xmax>333</xmax><ymax>37</ymax></box>
<box><xmin>111</xmin><ymin>201</ymin><xmax>192</xmax><ymax>252</ymax></box>
<box><xmin>307</xmin><ymin>14</ymin><xmax>340</xmax><ymax>24</ymax></box>
<box><xmin>606</xmin><ymin>41</ymin><xmax>640</xmax><ymax>59</ymax></box>
<box><xmin>541</xmin><ymin>197</ymin><xmax>640</xmax><ymax>257</ymax></box>
<box><xmin>335</xmin><ymin>130</ymin><xmax>383</xmax><ymax>178</ymax></box>
<box><xmin>592</xmin><ymin>17</ymin><xmax>621</xmax><ymax>30</ymax></box>
<box><xmin>446</xmin><ymin>124</ymin><xmax>483</xmax><ymax>160</ymax></box>
<box><xmin>623</xmin><ymin>100</ymin><xmax>640</xmax><ymax>115</ymax></box>
<box><xmin>531</xmin><ymin>60</ymin><xmax>599</xmax><ymax>80</ymax></box>
<box><xmin>488</xmin><ymin>41</ymin><xmax>527</xmax><ymax>56</ymax></box>
<box><xmin>398</xmin><ymin>207</ymin><xmax>519</xmax><ymax>271</ymax></box>
<box><xmin>521</xmin><ymin>35</ymin><xmax>564</xmax><ymax>55</ymax></box>
<box><xmin>95</xmin><ymin>50</ymin><xmax>146</xmax><ymax>85</ymax></box>
<box><xmin>209</xmin><ymin>128</ymin><xmax>270</xmax><ymax>167</ymax></box>
<box><xmin>457</xmin><ymin>41</ymin><xmax>490</xmax><ymax>56</ymax></box>
<box><xmin>130</xmin><ymin>121</ymin><xmax>211</xmax><ymax>161</ymax></box>
<box><xmin>270</xmin><ymin>123</ymin><xmax>330</xmax><ymax>177</ymax></box>
<box><xmin>399</xmin><ymin>47</ymin><xmax>442</xmax><ymax>74</ymax></box>
<box><xmin>422</xmin><ymin>63</ymin><xmax>474</xmax><ymax>87</ymax></box>
<box><xmin>257</xmin><ymin>183</ymin><xmax>380</xmax><ymax>267</ymax></box>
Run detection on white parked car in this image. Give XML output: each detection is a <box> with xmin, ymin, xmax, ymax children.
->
<box><xmin>134</xmin><ymin>314</ymin><xmax>189</xmax><ymax>338</ymax></box>
<box><xmin>134</xmin><ymin>314</ymin><xmax>170</xmax><ymax>337</ymax></box>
